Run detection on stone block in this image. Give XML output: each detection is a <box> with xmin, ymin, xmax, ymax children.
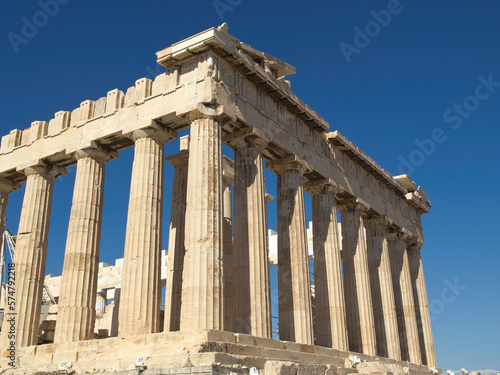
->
<box><xmin>254</xmin><ymin>336</ymin><xmax>286</xmax><ymax>350</ymax></box>
<box><xmin>32</xmin><ymin>352</ymin><xmax>54</xmax><ymax>366</ymax></box>
<box><xmin>35</xmin><ymin>344</ymin><xmax>56</xmax><ymax>355</ymax></box>
<box><xmin>235</xmin><ymin>333</ymin><xmax>256</xmax><ymax>346</ymax></box>
<box><xmin>300</xmin><ymin>344</ymin><xmax>316</xmax><ymax>354</ymax></box>
<box><xmin>206</xmin><ymin>329</ymin><xmax>237</xmax><ymax>343</ymax></box>
<box><xmin>325</xmin><ymin>365</ymin><xmax>341</xmax><ymax>375</ymax></box>
<box><xmin>18</xmin><ymin>355</ymin><xmax>34</xmax><ymax>367</ymax></box>
<box><xmin>264</xmin><ymin>361</ymin><xmax>298</xmax><ymax>375</ymax></box>
<box><xmin>226</xmin><ymin>343</ymin><xmax>261</xmax><ymax>357</ymax></box>
<box><xmin>356</xmin><ymin>362</ymin><xmax>393</xmax><ymax>375</ymax></box>
<box><xmin>297</xmin><ymin>363</ymin><xmax>327</xmax><ymax>375</ymax></box>
<box><xmin>283</xmin><ymin>342</ymin><xmax>301</xmax><ymax>352</ymax></box>
<box><xmin>76</xmin><ymin>348</ymin><xmax>98</xmax><ymax>362</ymax></box>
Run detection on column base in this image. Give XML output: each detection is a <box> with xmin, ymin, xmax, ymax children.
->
<box><xmin>0</xmin><ymin>330</ymin><xmax>442</xmax><ymax>375</ymax></box>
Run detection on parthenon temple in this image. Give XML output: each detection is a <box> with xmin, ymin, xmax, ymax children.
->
<box><xmin>0</xmin><ymin>25</ymin><xmax>440</xmax><ymax>375</ymax></box>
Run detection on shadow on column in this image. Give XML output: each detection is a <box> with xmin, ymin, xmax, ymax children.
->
<box><xmin>391</xmin><ymin>250</ymin><xmax>410</xmax><ymax>361</ymax></box>
<box><xmin>233</xmin><ymin>162</ymin><xmax>257</xmax><ymax>334</ymax></box>
<box><xmin>368</xmin><ymin>235</ymin><xmax>389</xmax><ymax>357</ymax></box>
<box><xmin>342</xmin><ymin>220</ymin><xmax>362</xmax><ymax>352</ymax></box>
<box><xmin>410</xmin><ymin>264</ymin><xmax>428</xmax><ymax>365</ymax></box>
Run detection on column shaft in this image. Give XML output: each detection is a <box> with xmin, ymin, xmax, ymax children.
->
<box><xmin>365</xmin><ymin>218</ymin><xmax>401</xmax><ymax>360</ymax></box>
<box><xmin>229</xmin><ymin>130</ymin><xmax>271</xmax><ymax>337</ymax></box>
<box><xmin>267</xmin><ymin>156</ymin><xmax>314</xmax><ymax>345</ymax></box>
<box><xmin>55</xmin><ymin>148</ymin><xmax>115</xmax><ymax>343</ymax></box>
<box><xmin>307</xmin><ymin>182</ymin><xmax>348</xmax><ymax>350</ymax></box>
<box><xmin>3</xmin><ymin>165</ymin><xmax>64</xmax><ymax>347</ymax></box>
<box><xmin>388</xmin><ymin>232</ymin><xmax>422</xmax><ymax>364</ymax></box>
<box><xmin>339</xmin><ymin>200</ymin><xmax>377</xmax><ymax>355</ymax></box>
<box><xmin>180</xmin><ymin>116</ymin><xmax>224</xmax><ymax>331</ymax></box>
<box><xmin>222</xmin><ymin>158</ymin><xmax>234</xmax><ymax>333</ymax></box>
<box><xmin>119</xmin><ymin>128</ymin><xmax>174</xmax><ymax>336</ymax></box>
<box><xmin>408</xmin><ymin>243</ymin><xmax>437</xmax><ymax>366</ymax></box>
<box><xmin>163</xmin><ymin>149</ymin><xmax>189</xmax><ymax>332</ymax></box>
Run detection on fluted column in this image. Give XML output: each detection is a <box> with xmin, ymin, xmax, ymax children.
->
<box><xmin>388</xmin><ymin>229</ymin><xmax>422</xmax><ymax>364</ymax></box>
<box><xmin>267</xmin><ymin>155</ymin><xmax>314</xmax><ymax>345</ymax></box>
<box><xmin>408</xmin><ymin>239</ymin><xmax>437</xmax><ymax>366</ymax></box>
<box><xmin>119</xmin><ymin>126</ymin><xmax>176</xmax><ymax>336</ymax></box>
<box><xmin>222</xmin><ymin>157</ymin><xmax>234</xmax><ymax>332</ymax></box>
<box><xmin>364</xmin><ymin>215</ymin><xmax>401</xmax><ymax>360</ymax></box>
<box><xmin>180</xmin><ymin>109</ymin><xmax>224</xmax><ymax>331</ymax></box>
<box><xmin>55</xmin><ymin>146</ymin><xmax>117</xmax><ymax>343</ymax></box>
<box><xmin>1</xmin><ymin>164</ymin><xmax>65</xmax><ymax>348</ymax></box>
<box><xmin>163</xmin><ymin>137</ymin><xmax>189</xmax><ymax>332</ymax></box>
<box><xmin>338</xmin><ymin>198</ymin><xmax>376</xmax><ymax>355</ymax></box>
<box><xmin>226</xmin><ymin>128</ymin><xmax>271</xmax><ymax>338</ymax></box>
<box><xmin>305</xmin><ymin>179</ymin><xmax>348</xmax><ymax>350</ymax></box>
<box><xmin>96</xmin><ymin>292</ymin><xmax>106</xmax><ymax>317</ymax></box>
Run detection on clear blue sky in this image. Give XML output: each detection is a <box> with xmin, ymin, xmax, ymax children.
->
<box><xmin>1</xmin><ymin>0</ymin><xmax>499</xmax><ymax>371</ymax></box>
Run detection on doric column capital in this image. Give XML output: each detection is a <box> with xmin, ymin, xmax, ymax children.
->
<box><xmin>186</xmin><ymin>103</ymin><xmax>226</xmax><ymax>123</ymax></box>
<box><xmin>337</xmin><ymin>197</ymin><xmax>370</xmax><ymax>214</ymax></box>
<box><xmin>75</xmin><ymin>143</ymin><xmax>118</xmax><ymax>164</ymax></box>
<box><xmin>0</xmin><ymin>177</ymin><xmax>21</xmax><ymax>194</ymax></box>
<box><xmin>223</xmin><ymin>128</ymin><xmax>270</xmax><ymax>151</ymax></box>
<box><xmin>266</xmin><ymin>155</ymin><xmax>312</xmax><ymax>176</ymax></box>
<box><xmin>23</xmin><ymin>162</ymin><xmax>66</xmax><ymax>181</ymax></box>
<box><xmin>132</xmin><ymin>124</ymin><xmax>177</xmax><ymax>146</ymax></box>
<box><xmin>265</xmin><ymin>193</ymin><xmax>274</xmax><ymax>204</ymax></box>
<box><xmin>304</xmin><ymin>178</ymin><xmax>341</xmax><ymax>196</ymax></box>
<box><xmin>165</xmin><ymin>150</ymin><xmax>189</xmax><ymax>168</ymax></box>
<box><xmin>406</xmin><ymin>236</ymin><xmax>424</xmax><ymax>250</ymax></box>
<box><xmin>386</xmin><ymin>227</ymin><xmax>411</xmax><ymax>242</ymax></box>
<box><xmin>363</xmin><ymin>214</ymin><xmax>393</xmax><ymax>228</ymax></box>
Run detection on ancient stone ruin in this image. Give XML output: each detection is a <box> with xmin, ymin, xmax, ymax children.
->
<box><xmin>0</xmin><ymin>25</ymin><xmax>439</xmax><ymax>375</ymax></box>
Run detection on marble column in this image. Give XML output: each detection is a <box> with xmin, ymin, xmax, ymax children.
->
<box><xmin>338</xmin><ymin>199</ymin><xmax>377</xmax><ymax>356</ymax></box>
<box><xmin>408</xmin><ymin>239</ymin><xmax>437</xmax><ymax>367</ymax></box>
<box><xmin>96</xmin><ymin>292</ymin><xmax>107</xmax><ymax>317</ymax></box>
<box><xmin>180</xmin><ymin>110</ymin><xmax>224</xmax><ymax>331</ymax></box>
<box><xmin>305</xmin><ymin>179</ymin><xmax>348</xmax><ymax>350</ymax></box>
<box><xmin>119</xmin><ymin>126</ymin><xmax>176</xmax><ymax>336</ymax></box>
<box><xmin>388</xmin><ymin>229</ymin><xmax>422</xmax><ymax>364</ymax></box>
<box><xmin>55</xmin><ymin>146</ymin><xmax>116</xmax><ymax>343</ymax></box>
<box><xmin>1</xmin><ymin>164</ymin><xmax>65</xmax><ymax>347</ymax></box>
<box><xmin>222</xmin><ymin>157</ymin><xmax>234</xmax><ymax>332</ymax></box>
<box><xmin>226</xmin><ymin>128</ymin><xmax>271</xmax><ymax>338</ymax></box>
<box><xmin>364</xmin><ymin>215</ymin><xmax>401</xmax><ymax>360</ymax></box>
<box><xmin>163</xmin><ymin>138</ymin><xmax>189</xmax><ymax>332</ymax></box>
<box><xmin>267</xmin><ymin>155</ymin><xmax>314</xmax><ymax>345</ymax></box>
